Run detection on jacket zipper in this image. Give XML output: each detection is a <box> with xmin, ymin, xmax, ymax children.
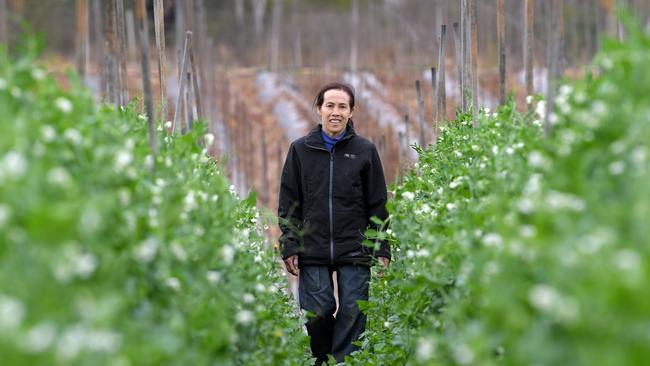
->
<box><xmin>328</xmin><ymin>149</ymin><xmax>334</xmax><ymax>264</ymax></box>
<box><xmin>304</xmin><ymin>141</ymin><xmax>336</xmax><ymax>264</ymax></box>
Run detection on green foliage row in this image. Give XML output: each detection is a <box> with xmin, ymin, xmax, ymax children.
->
<box><xmin>344</xmin><ymin>19</ymin><xmax>650</xmax><ymax>366</ymax></box>
<box><xmin>0</xmin><ymin>38</ymin><xmax>310</xmax><ymax>365</ymax></box>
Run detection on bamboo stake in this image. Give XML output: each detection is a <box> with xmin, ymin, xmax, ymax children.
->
<box><xmin>75</xmin><ymin>0</ymin><xmax>88</xmax><ymax>81</ymax></box>
<box><xmin>415</xmin><ymin>80</ymin><xmax>426</xmax><ymax>147</ymax></box>
<box><xmin>135</xmin><ymin>0</ymin><xmax>157</xmax><ymax>155</ymax></box>
<box><xmin>437</xmin><ymin>24</ymin><xmax>447</xmax><ymax>121</ymax></box>
<box><xmin>105</xmin><ymin>0</ymin><xmax>119</xmax><ymax>106</ymax></box>
<box><xmin>431</xmin><ymin>67</ymin><xmax>437</xmax><ymax>122</ymax></box>
<box><xmin>497</xmin><ymin>0</ymin><xmax>506</xmax><ymax>105</ymax></box>
<box><xmin>126</xmin><ymin>9</ymin><xmax>136</xmax><ymax>60</ymax></box>
<box><xmin>452</xmin><ymin>22</ymin><xmax>463</xmax><ymax>113</ymax></box>
<box><xmin>470</xmin><ymin>0</ymin><xmax>479</xmax><ymax>127</ymax></box>
<box><xmin>0</xmin><ymin>0</ymin><xmax>7</xmax><ymax>46</ymax></box>
<box><xmin>403</xmin><ymin>113</ymin><xmax>410</xmax><ymax>152</ymax></box>
<box><xmin>185</xmin><ymin>67</ymin><xmax>194</xmax><ymax>130</ymax></box>
<box><xmin>459</xmin><ymin>0</ymin><xmax>467</xmax><ymax>112</ymax></box>
<box><xmin>525</xmin><ymin>0</ymin><xmax>534</xmax><ymax>110</ymax></box>
<box><xmin>545</xmin><ymin>0</ymin><xmax>563</xmax><ymax>137</ymax></box>
<box><xmin>172</xmin><ymin>32</ymin><xmax>190</xmax><ymax>134</ymax></box>
<box><xmin>188</xmin><ymin>33</ymin><xmax>203</xmax><ymax>119</ymax></box>
<box><xmin>116</xmin><ymin>0</ymin><xmax>128</xmax><ymax>105</ymax></box>
<box><xmin>153</xmin><ymin>0</ymin><xmax>168</xmax><ymax>122</ymax></box>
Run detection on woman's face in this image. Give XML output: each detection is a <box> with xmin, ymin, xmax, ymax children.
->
<box><xmin>318</xmin><ymin>89</ymin><xmax>353</xmax><ymax>138</ymax></box>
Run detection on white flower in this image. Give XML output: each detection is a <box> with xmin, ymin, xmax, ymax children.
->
<box><xmin>47</xmin><ymin>167</ymin><xmax>72</xmax><ymax>187</ymax></box>
<box><xmin>452</xmin><ymin>344</ymin><xmax>475</xmax><ymax>365</ymax></box>
<box><xmin>114</xmin><ymin>150</ymin><xmax>133</xmax><ymax>171</ymax></box>
<box><xmin>0</xmin><ymin>294</ymin><xmax>25</xmax><ymax>329</ymax></box>
<box><xmin>446</xmin><ymin>203</ymin><xmax>456</xmax><ymax>211</ymax></box>
<box><xmin>492</xmin><ymin>145</ymin><xmax>499</xmax><ymax>155</ymax></box>
<box><xmin>519</xmin><ymin>225</ymin><xmax>537</xmax><ymax>238</ymax></box>
<box><xmin>75</xmin><ymin>253</ymin><xmax>98</xmax><ymax>279</ymax></box>
<box><xmin>164</xmin><ymin>121</ymin><xmax>172</xmax><ymax>129</ymax></box>
<box><xmin>55</xmin><ymin>97</ymin><xmax>73</xmax><ymax>114</ymax></box>
<box><xmin>206</xmin><ymin>271</ymin><xmax>222</xmax><ymax>284</ymax></box>
<box><xmin>255</xmin><ymin>283</ymin><xmax>266</xmax><ymax>293</ymax></box>
<box><xmin>41</xmin><ymin>125</ymin><xmax>56</xmax><ymax>142</ymax></box>
<box><xmin>183</xmin><ymin>191</ymin><xmax>197</xmax><ymax>212</ymax></box>
<box><xmin>63</xmin><ymin>128</ymin><xmax>82</xmax><ymax>145</ymax></box>
<box><xmin>482</xmin><ymin>233</ymin><xmax>503</xmax><ymax>250</ymax></box>
<box><xmin>32</xmin><ymin>68</ymin><xmax>46</xmax><ymax>80</ymax></box>
<box><xmin>526</xmin><ymin>95</ymin><xmax>534</xmax><ymax>104</ymax></box>
<box><xmin>20</xmin><ymin>322</ymin><xmax>56</xmax><ymax>353</ymax></box>
<box><xmin>0</xmin><ymin>204</ymin><xmax>11</xmax><ymax>228</ymax></box>
<box><xmin>415</xmin><ymin>338</ymin><xmax>435</xmax><ymax>362</ymax></box>
<box><xmin>535</xmin><ymin>100</ymin><xmax>546</xmax><ymax>119</ymax></box>
<box><xmin>402</xmin><ymin>191</ymin><xmax>415</xmax><ymax>201</ymax></box>
<box><xmin>242</xmin><ymin>293</ymin><xmax>255</xmax><ymax>304</ymax></box>
<box><xmin>505</xmin><ymin>147</ymin><xmax>514</xmax><ymax>155</ymax></box>
<box><xmin>631</xmin><ymin>146</ymin><xmax>647</xmax><ymax>166</ymax></box>
<box><xmin>171</xmin><ymin>243</ymin><xmax>187</xmax><ymax>262</ymax></box>
<box><xmin>165</xmin><ymin>277</ymin><xmax>181</xmax><ymax>291</ymax></box>
<box><xmin>608</xmin><ymin>161</ymin><xmax>625</xmax><ymax>175</ymax></box>
<box><xmin>134</xmin><ymin>237</ymin><xmax>158</xmax><ymax>264</ymax></box>
<box><xmin>222</xmin><ymin>245</ymin><xmax>235</xmax><ymax>265</ymax></box>
<box><xmin>614</xmin><ymin>249</ymin><xmax>641</xmax><ymax>272</ymax></box>
<box><xmin>528</xmin><ymin>151</ymin><xmax>548</xmax><ymax>169</ymax></box>
<box><xmin>236</xmin><ymin>310</ymin><xmax>254</xmax><ymax>325</ymax></box>
<box><xmin>546</xmin><ymin>191</ymin><xmax>586</xmax><ymax>211</ymax></box>
<box><xmin>203</xmin><ymin>133</ymin><xmax>215</xmax><ymax>146</ymax></box>
<box><xmin>529</xmin><ymin>284</ymin><xmax>560</xmax><ymax>313</ymax></box>
<box><xmin>517</xmin><ymin>198</ymin><xmax>535</xmax><ymax>214</ymax></box>
<box><xmin>144</xmin><ymin>154</ymin><xmax>154</xmax><ymax>169</ymax></box>
<box><xmin>558</xmin><ymin>84</ymin><xmax>573</xmax><ymax>97</ymax></box>
<box><xmin>1</xmin><ymin>151</ymin><xmax>27</xmax><ymax>179</ymax></box>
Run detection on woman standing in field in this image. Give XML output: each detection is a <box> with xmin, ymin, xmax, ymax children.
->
<box><xmin>278</xmin><ymin>82</ymin><xmax>390</xmax><ymax>364</ymax></box>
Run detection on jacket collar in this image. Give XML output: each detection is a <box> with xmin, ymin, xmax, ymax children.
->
<box><xmin>304</xmin><ymin>120</ymin><xmax>356</xmax><ymax>149</ymax></box>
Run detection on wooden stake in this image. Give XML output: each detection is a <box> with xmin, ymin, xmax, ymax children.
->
<box><xmin>75</xmin><ymin>0</ymin><xmax>88</xmax><ymax>81</ymax></box>
<box><xmin>105</xmin><ymin>0</ymin><xmax>119</xmax><ymax>106</ymax></box>
<box><xmin>437</xmin><ymin>24</ymin><xmax>447</xmax><ymax>121</ymax></box>
<box><xmin>431</xmin><ymin>67</ymin><xmax>437</xmax><ymax>122</ymax></box>
<box><xmin>497</xmin><ymin>0</ymin><xmax>506</xmax><ymax>105</ymax></box>
<box><xmin>135</xmin><ymin>0</ymin><xmax>157</xmax><ymax>154</ymax></box>
<box><xmin>470</xmin><ymin>0</ymin><xmax>479</xmax><ymax>127</ymax></box>
<box><xmin>459</xmin><ymin>0</ymin><xmax>467</xmax><ymax>112</ymax></box>
<box><xmin>116</xmin><ymin>0</ymin><xmax>128</xmax><ymax>105</ymax></box>
<box><xmin>415</xmin><ymin>80</ymin><xmax>426</xmax><ymax>147</ymax></box>
<box><xmin>188</xmin><ymin>34</ymin><xmax>203</xmax><ymax>119</ymax></box>
<box><xmin>452</xmin><ymin>22</ymin><xmax>463</xmax><ymax>113</ymax></box>
<box><xmin>525</xmin><ymin>0</ymin><xmax>534</xmax><ymax>110</ymax></box>
<box><xmin>153</xmin><ymin>0</ymin><xmax>168</xmax><ymax>122</ymax></box>
<box><xmin>172</xmin><ymin>32</ymin><xmax>191</xmax><ymax>134</ymax></box>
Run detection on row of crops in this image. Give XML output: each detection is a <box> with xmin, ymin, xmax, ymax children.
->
<box><xmin>2</xmin><ymin>21</ymin><xmax>649</xmax><ymax>365</ymax></box>
<box><xmin>0</xmin><ymin>38</ymin><xmax>311</xmax><ymax>365</ymax></box>
<box><xmin>345</xmin><ymin>20</ymin><xmax>650</xmax><ymax>366</ymax></box>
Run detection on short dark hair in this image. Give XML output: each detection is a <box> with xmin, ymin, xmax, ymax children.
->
<box><xmin>313</xmin><ymin>82</ymin><xmax>355</xmax><ymax>110</ymax></box>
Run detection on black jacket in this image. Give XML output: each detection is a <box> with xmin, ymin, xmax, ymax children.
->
<box><xmin>278</xmin><ymin>121</ymin><xmax>390</xmax><ymax>266</ymax></box>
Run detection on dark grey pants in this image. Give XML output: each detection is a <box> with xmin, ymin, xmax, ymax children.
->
<box><xmin>299</xmin><ymin>264</ymin><xmax>370</xmax><ymax>365</ymax></box>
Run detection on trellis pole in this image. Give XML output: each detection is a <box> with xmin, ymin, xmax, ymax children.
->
<box><xmin>153</xmin><ymin>0</ymin><xmax>168</xmax><ymax>123</ymax></box>
<box><xmin>497</xmin><ymin>0</ymin><xmax>506</xmax><ymax>105</ymax></box>
<box><xmin>135</xmin><ymin>0</ymin><xmax>157</xmax><ymax>154</ymax></box>
<box><xmin>437</xmin><ymin>24</ymin><xmax>447</xmax><ymax>121</ymax></box>
<box><xmin>75</xmin><ymin>0</ymin><xmax>88</xmax><ymax>82</ymax></box>
<box><xmin>415</xmin><ymin>80</ymin><xmax>426</xmax><ymax>147</ymax></box>
<box><xmin>524</xmin><ymin>0</ymin><xmax>534</xmax><ymax>110</ymax></box>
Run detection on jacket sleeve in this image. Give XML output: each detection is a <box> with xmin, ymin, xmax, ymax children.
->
<box><xmin>278</xmin><ymin>142</ymin><xmax>303</xmax><ymax>259</ymax></box>
<box><xmin>363</xmin><ymin>145</ymin><xmax>391</xmax><ymax>260</ymax></box>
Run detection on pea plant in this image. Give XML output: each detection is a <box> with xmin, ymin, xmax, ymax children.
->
<box><xmin>346</xmin><ymin>19</ymin><xmax>650</xmax><ymax>366</ymax></box>
<box><xmin>0</xmin><ymin>38</ymin><xmax>311</xmax><ymax>365</ymax></box>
